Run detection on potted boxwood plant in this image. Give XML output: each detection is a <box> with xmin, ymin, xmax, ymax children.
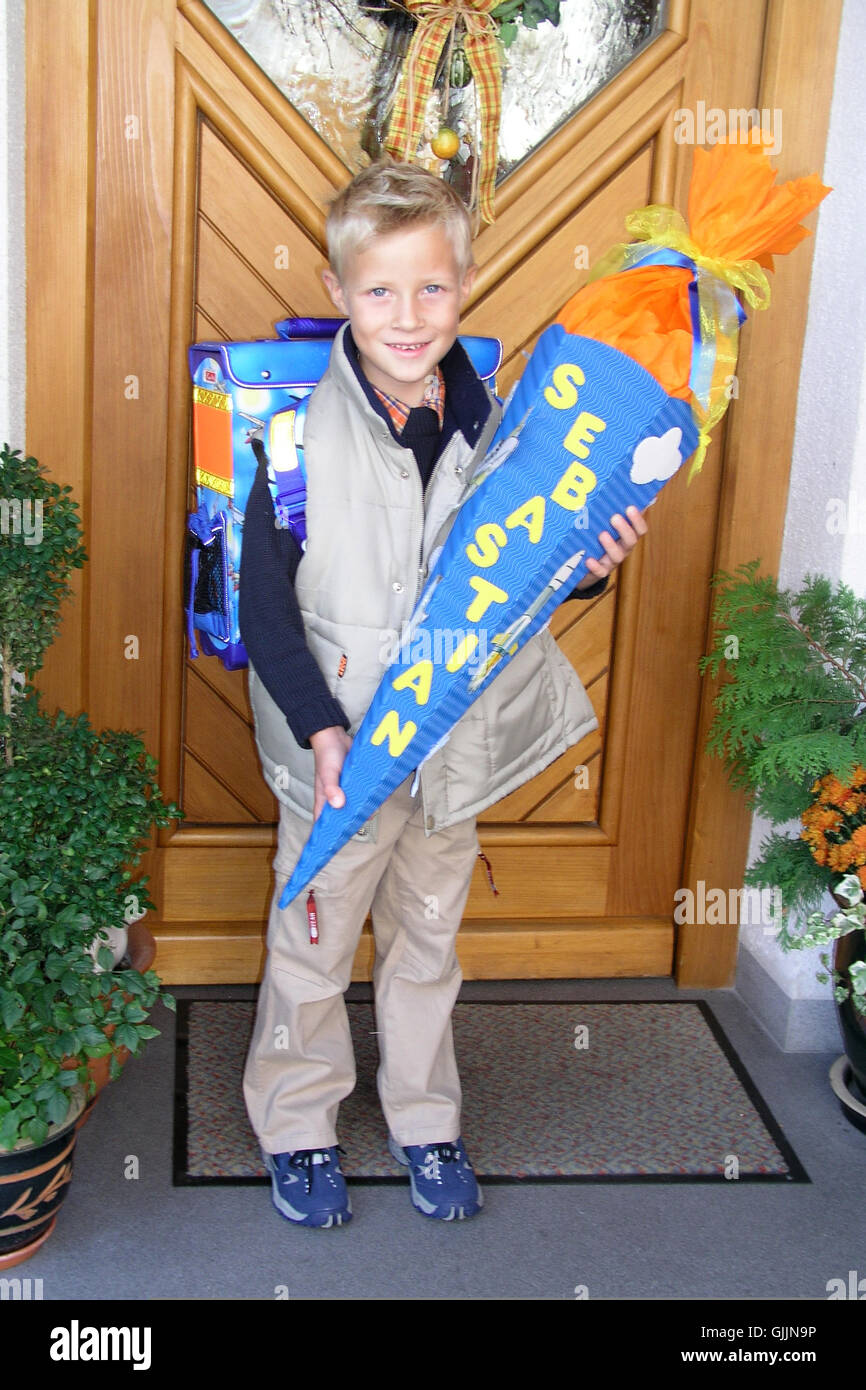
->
<box><xmin>0</xmin><ymin>854</ymin><xmax>166</xmax><ymax>1265</ymax></box>
<box><xmin>700</xmin><ymin>558</ymin><xmax>866</xmax><ymax>1128</ymax></box>
<box><xmin>0</xmin><ymin>445</ymin><xmax>180</xmax><ymax>1264</ymax></box>
<box><xmin>1</xmin><ymin>696</ymin><xmax>180</xmax><ymax>1107</ymax></box>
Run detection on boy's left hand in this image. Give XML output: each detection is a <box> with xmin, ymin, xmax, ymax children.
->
<box><xmin>575</xmin><ymin>504</ymin><xmax>648</xmax><ymax>589</ymax></box>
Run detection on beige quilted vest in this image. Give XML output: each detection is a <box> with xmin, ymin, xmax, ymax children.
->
<box><xmin>248</xmin><ymin>323</ymin><xmax>599</xmax><ymax>842</ymax></box>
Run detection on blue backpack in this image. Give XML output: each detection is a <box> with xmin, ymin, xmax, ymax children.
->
<box><xmin>185</xmin><ymin>317</ymin><xmax>503</xmax><ymax>671</ymax></box>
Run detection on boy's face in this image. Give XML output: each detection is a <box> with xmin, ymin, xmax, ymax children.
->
<box><xmin>322</xmin><ymin>221</ymin><xmax>476</xmax><ymax>408</ymax></box>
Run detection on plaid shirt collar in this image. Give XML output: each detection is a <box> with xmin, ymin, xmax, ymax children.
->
<box><xmin>371</xmin><ymin>367</ymin><xmax>445</xmax><ymax>434</ymax></box>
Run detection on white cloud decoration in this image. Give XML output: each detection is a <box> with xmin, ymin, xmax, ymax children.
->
<box><xmin>629</xmin><ymin>427</ymin><xmax>684</xmax><ymax>485</ymax></box>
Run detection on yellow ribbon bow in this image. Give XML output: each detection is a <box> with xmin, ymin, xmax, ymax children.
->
<box><xmin>589</xmin><ymin>205</ymin><xmax>773</xmax><ymax>480</ymax></box>
<box><xmin>384</xmin><ymin>0</ymin><xmax>502</xmax><ymax>224</ymax></box>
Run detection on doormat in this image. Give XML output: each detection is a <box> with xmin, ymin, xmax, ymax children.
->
<box><xmin>173</xmin><ymin>999</ymin><xmax>808</xmax><ymax>1184</ymax></box>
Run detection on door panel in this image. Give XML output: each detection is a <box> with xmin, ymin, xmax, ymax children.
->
<box><xmin>26</xmin><ymin>0</ymin><xmax>842</xmax><ymax>985</ymax></box>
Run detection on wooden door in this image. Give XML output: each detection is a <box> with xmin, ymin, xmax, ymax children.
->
<box><xmin>26</xmin><ymin>0</ymin><xmax>842</xmax><ymax>985</ymax></box>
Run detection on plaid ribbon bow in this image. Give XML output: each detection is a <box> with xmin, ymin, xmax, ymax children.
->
<box><xmin>383</xmin><ymin>0</ymin><xmax>502</xmax><ymax>224</ymax></box>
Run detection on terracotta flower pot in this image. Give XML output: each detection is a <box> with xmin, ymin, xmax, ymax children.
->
<box><xmin>59</xmin><ymin>921</ymin><xmax>157</xmax><ymax>1130</ymax></box>
<box><xmin>0</xmin><ymin>1085</ymin><xmax>87</xmax><ymax>1269</ymax></box>
<box><xmin>60</xmin><ymin>1025</ymin><xmax>132</xmax><ymax>1130</ymax></box>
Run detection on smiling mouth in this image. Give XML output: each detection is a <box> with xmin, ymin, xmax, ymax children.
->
<box><xmin>387</xmin><ymin>342</ymin><xmax>431</xmax><ymax>352</ymax></box>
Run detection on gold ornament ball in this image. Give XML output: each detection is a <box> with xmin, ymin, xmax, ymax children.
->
<box><xmin>431</xmin><ymin>127</ymin><xmax>460</xmax><ymax>160</ymax></box>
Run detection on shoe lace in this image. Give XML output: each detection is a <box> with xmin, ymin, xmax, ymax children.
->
<box><xmin>420</xmin><ymin>1143</ymin><xmax>457</xmax><ymax>1181</ymax></box>
<box><xmin>289</xmin><ymin>1145</ymin><xmax>346</xmax><ymax>1195</ymax></box>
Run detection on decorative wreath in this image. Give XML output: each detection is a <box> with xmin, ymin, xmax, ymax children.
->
<box><xmin>374</xmin><ymin>0</ymin><xmax>565</xmax><ymax>223</ymax></box>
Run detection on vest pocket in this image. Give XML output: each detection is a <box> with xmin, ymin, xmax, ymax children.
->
<box><xmin>301</xmin><ymin>617</ymin><xmax>396</xmax><ymax>734</ymax></box>
<box><xmin>437</xmin><ymin>627</ymin><xmax>577</xmax><ymax>803</ymax></box>
<box><xmin>305</xmin><ymin>629</ymin><xmax>348</xmax><ymax>700</ymax></box>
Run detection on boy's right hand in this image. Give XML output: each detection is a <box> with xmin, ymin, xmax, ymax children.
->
<box><xmin>309</xmin><ymin>725</ymin><xmax>353</xmax><ymax>821</ymax></box>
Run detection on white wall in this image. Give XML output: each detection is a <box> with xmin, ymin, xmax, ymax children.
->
<box><xmin>738</xmin><ymin>0</ymin><xmax>866</xmax><ymax>1042</ymax></box>
<box><xmin>0</xmin><ymin>0</ymin><xmax>25</xmax><ymax>449</ymax></box>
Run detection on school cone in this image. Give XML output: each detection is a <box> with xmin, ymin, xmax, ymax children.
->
<box><xmin>279</xmin><ymin>327</ymin><xmax>699</xmax><ymax>908</ymax></box>
<box><xmin>279</xmin><ymin>136</ymin><xmax>831</xmax><ymax>911</ymax></box>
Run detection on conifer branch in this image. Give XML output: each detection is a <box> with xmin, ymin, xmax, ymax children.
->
<box><xmin>778</xmin><ymin>610</ymin><xmax>866</xmax><ymax>708</ymax></box>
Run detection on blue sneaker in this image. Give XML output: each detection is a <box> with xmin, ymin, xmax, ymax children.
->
<box><xmin>388</xmin><ymin>1134</ymin><xmax>483</xmax><ymax>1220</ymax></box>
<box><xmin>262</xmin><ymin>1146</ymin><xmax>352</xmax><ymax>1227</ymax></box>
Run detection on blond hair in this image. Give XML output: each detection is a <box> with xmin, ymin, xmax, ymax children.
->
<box><xmin>325</xmin><ymin>158</ymin><xmax>473</xmax><ymax>283</ymax></box>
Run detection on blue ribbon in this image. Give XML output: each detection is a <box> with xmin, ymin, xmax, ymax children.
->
<box><xmin>620</xmin><ymin>245</ymin><xmax>746</xmax><ymax>412</ymax></box>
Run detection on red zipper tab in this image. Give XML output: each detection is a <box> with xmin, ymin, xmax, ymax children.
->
<box><xmin>306</xmin><ymin>889</ymin><xmax>319</xmax><ymax>944</ymax></box>
<box><xmin>477</xmin><ymin>849</ymin><xmax>499</xmax><ymax>896</ymax></box>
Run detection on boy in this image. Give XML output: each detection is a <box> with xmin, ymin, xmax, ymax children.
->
<box><xmin>240</xmin><ymin>160</ymin><xmax>646</xmax><ymax>1228</ymax></box>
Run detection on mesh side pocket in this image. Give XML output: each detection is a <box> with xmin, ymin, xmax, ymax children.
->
<box><xmin>185</xmin><ymin>506</ymin><xmax>232</xmax><ymax>649</ymax></box>
<box><xmin>193</xmin><ymin>533</ymin><xmax>226</xmax><ymax>619</ymax></box>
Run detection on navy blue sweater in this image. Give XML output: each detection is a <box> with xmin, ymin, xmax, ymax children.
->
<box><xmin>238</xmin><ymin>326</ymin><xmax>608</xmax><ymax>750</ymax></box>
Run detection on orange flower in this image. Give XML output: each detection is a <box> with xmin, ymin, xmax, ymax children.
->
<box><xmin>817</xmin><ymin>776</ymin><xmax>849</xmax><ymax>804</ymax></box>
<box><xmin>851</xmin><ymin>825</ymin><xmax>866</xmax><ymax>857</ymax></box>
<box><xmin>801</xmin><ymin>805</ymin><xmax>842</xmax><ymax>836</ymax></box>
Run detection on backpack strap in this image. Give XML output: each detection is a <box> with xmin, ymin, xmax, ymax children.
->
<box><xmin>264</xmin><ymin>397</ymin><xmax>308</xmax><ymax>551</ymax></box>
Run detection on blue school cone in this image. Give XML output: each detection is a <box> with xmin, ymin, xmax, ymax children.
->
<box><xmin>279</xmin><ymin>326</ymin><xmax>700</xmax><ymax>908</ymax></box>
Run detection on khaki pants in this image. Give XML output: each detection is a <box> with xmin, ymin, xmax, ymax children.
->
<box><xmin>243</xmin><ymin>772</ymin><xmax>480</xmax><ymax>1154</ymax></box>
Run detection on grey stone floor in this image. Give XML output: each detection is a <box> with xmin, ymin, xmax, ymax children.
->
<box><xmin>14</xmin><ymin>972</ymin><xmax>866</xmax><ymax>1305</ymax></box>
